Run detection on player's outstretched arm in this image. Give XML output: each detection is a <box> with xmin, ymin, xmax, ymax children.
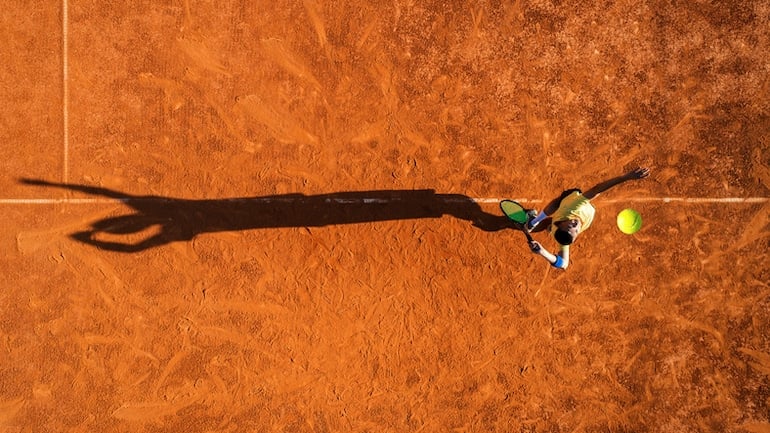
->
<box><xmin>583</xmin><ymin>167</ymin><xmax>650</xmax><ymax>200</ymax></box>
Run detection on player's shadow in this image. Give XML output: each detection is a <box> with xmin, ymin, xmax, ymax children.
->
<box><xmin>20</xmin><ymin>178</ymin><xmax>516</xmax><ymax>253</ymax></box>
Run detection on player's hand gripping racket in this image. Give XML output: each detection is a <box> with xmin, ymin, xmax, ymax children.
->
<box><xmin>500</xmin><ymin>200</ymin><xmax>534</xmax><ymax>243</ymax></box>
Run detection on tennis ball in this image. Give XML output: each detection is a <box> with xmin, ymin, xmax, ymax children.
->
<box><xmin>617</xmin><ymin>208</ymin><xmax>642</xmax><ymax>234</ymax></box>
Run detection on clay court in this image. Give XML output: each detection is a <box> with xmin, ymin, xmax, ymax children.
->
<box><xmin>2</xmin><ymin>1</ymin><xmax>770</xmax><ymax>432</ymax></box>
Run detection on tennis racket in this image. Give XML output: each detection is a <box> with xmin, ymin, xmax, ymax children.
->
<box><xmin>500</xmin><ymin>199</ymin><xmax>534</xmax><ymax>243</ymax></box>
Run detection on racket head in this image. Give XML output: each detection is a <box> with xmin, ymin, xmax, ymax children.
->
<box><xmin>500</xmin><ymin>200</ymin><xmax>529</xmax><ymax>224</ymax></box>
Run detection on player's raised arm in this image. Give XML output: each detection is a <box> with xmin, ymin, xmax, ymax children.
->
<box><xmin>583</xmin><ymin>167</ymin><xmax>650</xmax><ymax>200</ymax></box>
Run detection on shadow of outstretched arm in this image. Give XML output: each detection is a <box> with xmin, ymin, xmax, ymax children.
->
<box><xmin>19</xmin><ymin>178</ymin><xmax>143</xmax><ymax>200</ymax></box>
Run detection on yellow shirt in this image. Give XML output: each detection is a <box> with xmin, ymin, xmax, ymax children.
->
<box><xmin>550</xmin><ymin>191</ymin><xmax>595</xmax><ymax>242</ymax></box>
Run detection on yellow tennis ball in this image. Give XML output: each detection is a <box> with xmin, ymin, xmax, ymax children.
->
<box><xmin>617</xmin><ymin>208</ymin><xmax>642</xmax><ymax>234</ymax></box>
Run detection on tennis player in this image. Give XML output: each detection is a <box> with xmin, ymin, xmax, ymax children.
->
<box><xmin>525</xmin><ymin>167</ymin><xmax>651</xmax><ymax>269</ymax></box>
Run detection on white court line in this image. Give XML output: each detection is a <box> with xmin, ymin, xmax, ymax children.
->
<box><xmin>604</xmin><ymin>197</ymin><xmax>770</xmax><ymax>204</ymax></box>
<box><xmin>0</xmin><ymin>197</ymin><xmax>767</xmax><ymax>205</ymax></box>
<box><xmin>62</xmin><ymin>0</ymin><xmax>69</xmax><ymax>183</ymax></box>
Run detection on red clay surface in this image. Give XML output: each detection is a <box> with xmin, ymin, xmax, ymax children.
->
<box><xmin>2</xmin><ymin>1</ymin><xmax>770</xmax><ymax>432</ymax></box>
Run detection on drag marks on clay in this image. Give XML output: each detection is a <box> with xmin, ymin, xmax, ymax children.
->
<box><xmin>151</xmin><ymin>347</ymin><xmax>195</xmax><ymax>398</ymax></box>
<box><xmin>0</xmin><ymin>397</ymin><xmax>25</xmax><ymax>427</ymax></box>
<box><xmin>236</xmin><ymin>94</ymin><xmax>320</xmax><ymax>146</ymax></box>
<box><xmin>752</xmin><ymin>147</ymin><xmax>770</xmax><ymax>190</ymax></box>
<box><xmin>137</xmin><ymin>73</ymin><xmax>187</xmax><ymax>112</ymax></box>
<box><xmin>202</xmin><ymin>299</ymin><xmax>292</xmax><ymax>319</ymax></box>
<box><xmin>137</xmin><ymin>71</ymin><xmax>257</xmax><ymax>153</ymax></box>
<box><xmin>176</xmin><ymin>37</ymin><xmax>231</xmax><ymax>77</ymax></box>
<box><xmin>302</xmin><ymin>0</ymin><xmax>329</xmax><ymax>57</ymax></box>
<box><xmin>11</xmin><ymin>223</ymin><xmax>194</xmax><ymax>425</ymax></box>
<box><xmin>701</xmin><ymin>201</ymin><xmax>770</xmax><ymax>265</ymax></box>
<box><xmin>259</xmin><ymin>38</ymin><xmax>322</xmax><ymax>92</ymax></box>
<box><xmin>349</xmin><ymin>119</ymin><xmax>389</xmax><ymax>148</ymax></box>
<box><xmin>470</xmin><ymin>7</ymin><xmax>485</xmax><ymax>40</ymax></box>
<box><xmin>738</xmin><ymin>348</ymin><xmax>770</xmax><ymax>376</ymax></box>
<box><xmin>356</xmin><ymin>19</ymin><xmax>380</xmax><ymax>52</ymax></box>
<box><xmin>741</xmin><ymin>422</ymin><xmax>770</xmax><ymax>433</ymax></box>
<box><xmin>367</xmin><ymin>59</ymin><xmax>400</xmax><ymax>116</ymax></box>
<box><xmin>112</xmin><ymin>384</ymin><xmax>210</xmax><ymax>423</ymax></box>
